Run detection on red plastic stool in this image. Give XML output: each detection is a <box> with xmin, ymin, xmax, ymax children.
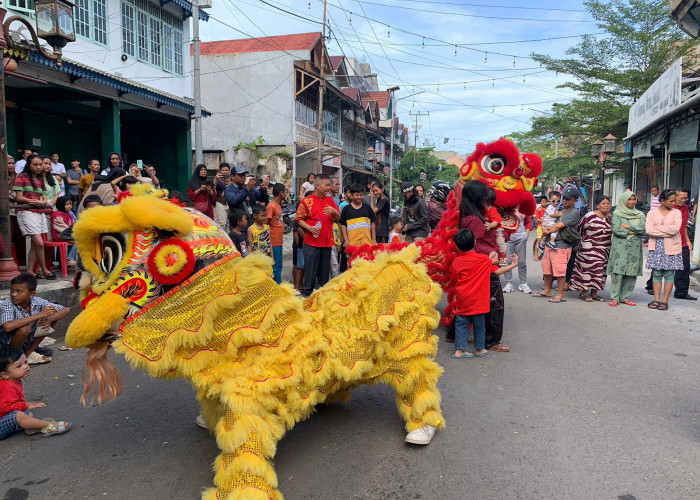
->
<box><xmin>33</xmin><ymin>233</ymin><xmax>69</xmax><ymax>278</ymax></box>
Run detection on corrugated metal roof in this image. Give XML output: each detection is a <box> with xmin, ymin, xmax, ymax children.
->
<box><xmin>197</xmin><ymin>33</ymin><xmax>321</xmax><ymax>56</ymax></box>
<box><xmin>28</xmin><ymin>51</ymin><xmax>208</xmax><ymax>116</ymax></box>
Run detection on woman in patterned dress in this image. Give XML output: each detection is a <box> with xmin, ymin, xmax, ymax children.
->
<box><xmin>607</xmin><ymin>192</ymin><xmax>646</xmax><ymax>307</ymax></box>
<box><xmin>570</xmin><ymin>195</ymin><xmax>612</xmax><ymax>302</ymax></box>
<box><xmin>645</xmin><ymin>189</ymin><xmax>683</xmax><ymax>311</ymax></box>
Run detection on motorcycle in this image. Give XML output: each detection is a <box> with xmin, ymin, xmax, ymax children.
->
<box><xmin>281</xmin><ymin>201</ymin><xmax>295</xmax><ymax>235</ymax></box>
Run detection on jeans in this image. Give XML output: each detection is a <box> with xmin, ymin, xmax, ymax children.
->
<box><xmin>272</xmin><ymin>246</ymin><xmax>283</xmax><ymax>284</ymax></box>
<box><xmin>504</xmin><ymin>236</ymin><xmax>528</xmax><ymax>285</ymax></box>
<box><xmin>455</xmin><ymin>314</ymin><xmax>485</xmax><ymax>352</ymax></box>
<box><xmin>68</xmin><ymin>244</ymin><xmax>77</xmax><ymax>262</ymax></box>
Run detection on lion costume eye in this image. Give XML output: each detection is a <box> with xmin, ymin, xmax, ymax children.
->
<box><xmin>98</xmin><ymin>233</ymin><xmax>126</xmax><ymax>275</ymax></box>
<box><xmin>481</xmin><ymin>155</ymin><xmax>506</xmax><ymax>175</ymax></box>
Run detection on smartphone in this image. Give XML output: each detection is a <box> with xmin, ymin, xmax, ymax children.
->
<box><xmin>137</xmin><ymin>159</ymin><xmax>143</xmax><ymax>169</ymax></box>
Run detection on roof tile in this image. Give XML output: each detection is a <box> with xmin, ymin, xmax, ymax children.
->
<box><xmin>196</xmin><ymin>32</ymin><xmax>321</xmax><ymax>56</ymax></box>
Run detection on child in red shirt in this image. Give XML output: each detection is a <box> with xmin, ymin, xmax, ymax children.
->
<box><xmin>0</xmin><ymin>347</ymin><xmax>71</xmax><ymax>439</ymax></box>
<box><xmin>449</xmin><ymin>229</ymin><xmax>518</xmax><ymax>359</ymax></box>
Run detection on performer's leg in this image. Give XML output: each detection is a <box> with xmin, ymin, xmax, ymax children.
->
<box><xmin>387</xmin><ymin>356</ymin><xmax>445</xmax><ymax>433</ymax></box>
<box><xmin>203</xmin><ymin>400</ymin><xmax>286</xmax><ymax>500</ymax></box>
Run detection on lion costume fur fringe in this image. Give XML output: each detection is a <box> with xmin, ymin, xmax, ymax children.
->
<box><xmin>65</xmin><ymin>186</ymin><xmax>445</xmax><ymax>500</ymax></box>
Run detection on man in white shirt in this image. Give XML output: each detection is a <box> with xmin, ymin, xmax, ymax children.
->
<box><xmin>14</xmin><ymin>149</ymin><xmax>32</xmax><ymax>174</ymax></box>
<box><xmin>50</xmin><ymin>151</ymin><xmax>67</xmax><ymax>195</ymax></box>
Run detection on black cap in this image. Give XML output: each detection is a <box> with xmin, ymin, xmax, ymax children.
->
<box><xmin>400</xmin><ymin>182</ymin><xmax>415</xmax><ymax>194</ymax></box>
<box><xmin>562</xmin><ymin>186</ymin><xmax>580</xmax><ymax>199</ymax></box>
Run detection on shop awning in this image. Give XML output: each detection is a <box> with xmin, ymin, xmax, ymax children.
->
<box><xmin>27</xmin><ymin>51</ymin><xmax>209</xmax><ymax>116</ymax></box>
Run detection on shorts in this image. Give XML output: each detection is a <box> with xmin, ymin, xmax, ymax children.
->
<box><xmin>536</xmin><ymin>226</ymin><xmax>543</xmax><ymax>239</ymax></box>
<box><xmin>541</xmin><ymin>246</ymin><xmax>571</xmax><ymax>277</ymax></box>
<box><xmin>0</xmin><ymin>410</ymin><xmax>28</xmax><ymax>440</ymax></box>
<box><xmin>16</xmin><ymin>210</ymin><xmax>48</xmax><ymax>236</ymax></box>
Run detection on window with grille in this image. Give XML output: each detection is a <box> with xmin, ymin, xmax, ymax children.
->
<box><xmin>173</xmin><ymin>29</ymin><xmax>183</xmax><ymax>75</ymax></box>
<box><xmin>6</xmin><ymin>0</ymin><xmax>34</xmax><ymax>15</ymax></box>
<box><xmin>92</xmin><ymin>0</ymin><xmax>107</xmax><ymax>45</ymax></box>
<box><xmin>74</xmin><ymin>0</ymin><xmax>90</xmax><ymax>38</ymax></box>
<box><xmin>149</xmin><ymin>17</ymin><xmax>161</xmax><ymax>66</ymax></box>
<box><xmin>121</xmin><ymin>3</ymin><xmax>135</xmax><ymax>56</ymax></box>
<box><xmin>163</xmin><ymin>25</ymin><xmax>173</xmax><ymax>72</ymax></box>
<box><xmin>121</xmin><ymin>0</ymin><xmax>184</xmax><ymax>75</ymax></box>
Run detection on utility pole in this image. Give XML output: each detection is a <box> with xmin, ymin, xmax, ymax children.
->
<box><xmin>409</xmin><ymin>111</ymin><xmax>428</xmax><ymax>172</ymax></box>
<box><xmin>315</xmin><ymin>0</ymin><xmax>328</xmax><ymax>174</ymax></box>
<box><xmin>192</xmin><ymin>0</ymin><xmax>203</xmax><ymax>166</ymax></box>
<box><xmin>387</xmin><ymin>86</ymin><xmax>399</xmax><ymax>210</ymax></box>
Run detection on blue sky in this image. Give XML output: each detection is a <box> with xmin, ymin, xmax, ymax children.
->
<box><xmin>200</xmin><ymin>0</ymin><xmax>600</xmax><ymax>155</ymax></box>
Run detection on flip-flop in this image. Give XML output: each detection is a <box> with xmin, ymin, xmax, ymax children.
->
<box><xmin>592</xmin><ymin>296</ymin><xmax>606</xmax><ymax>302</ymax></box>
<box><xmin>533</xmin><ymin>293</ymin><xmax>551</xmax><ymax>298</ymax></box>
<box><xmin>579</xmin><ymin>293</ymin><xmax>593</xmax><ymax>302</ymax></box>
<box><xmin>548</xmin><ymin>297</ymin><xmax>566</xmax><ymax>303</ymax></box>
<box><xmin>474</xmin><ymin>352</ymin><xmax>488</xmax><ymax>357</ymax></box>
<box><xmin>451</xmin><ymin>353</ymin><xmax>474</xmax><ymax>359</ymax></box>
<box><xmin>648</xmin><ymin>301</ymin><xmax>660</xmax><ymax>309</ymax></box>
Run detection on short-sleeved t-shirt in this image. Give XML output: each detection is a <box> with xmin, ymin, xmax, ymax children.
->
<box><xmin>374</xmin><ymin>197</ymin><xmax>390</xmax><ymax>236</ymax></box>
<box><xmin>554</xmin><ymin>207</ymin><xmax>580</xmax><ymax>249</ymax></box>
<box><xmin>249</xmin><ymin>223</ymin><xmax>271</xmax><ymax>255</ymax></box>
<box><xmin>450</xmin><ymin>251</ymin><xmax>497</xmax><ymax>316</ymax></box>
<box><xmin>79</xmin><ymin>173</ymin><xmax>95</xmax><ymax>194</ymax></box>
<box><xmin>66</xmin><ymin>169</ymin><xmax>82</xmax><ymax>196</ymax></box>
<box><xmin>266</xmin><ymin>201</ymin><xmax>284</xmax><ymax>247</ymax></box>
<box><xmin>0</xmin><ymin>297</ymin><xmax>65</xmax><ymax>349</ymax></box>
<box><xmin>295</xmin><ymin>194</ymin><xmax>339</xmax><ymax>248</ymax></box>
<box><xmin>229</xmin><ymin>229</ymin><xmax>248</xmax><ymax>257</ymax></box>
<box><xmin>12</xmin><ymin>174</ymin><xmax>46</xmax><ymax>213</ymax></box>
<box><xmin>339</xmin><ymin>203</ymin><xmax>376</xmax><ymax>246</ymax></box>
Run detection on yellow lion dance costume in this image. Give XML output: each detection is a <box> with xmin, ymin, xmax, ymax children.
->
<box><xmin>65</xmin><ymin>187</ymin><xmax>445</xmax><ymax>500</ymax></box>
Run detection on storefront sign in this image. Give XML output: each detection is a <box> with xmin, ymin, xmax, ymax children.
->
<box><xmin>628</xmin><ymin>58</ymin><xmax>682</xmax><ymax>137</ymax></box>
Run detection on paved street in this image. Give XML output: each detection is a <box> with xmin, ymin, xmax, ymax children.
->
<box><xmin>2</xmin><ymin>252</ymin><xmax>698</xmax><ymax>500</ymax></box>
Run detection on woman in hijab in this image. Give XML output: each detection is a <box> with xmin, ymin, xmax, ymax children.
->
<box><xmin>101</xmin><ymin>152</ymin><xmax>123</xmax><ymax>176</ymax></box>
<box><xmin>606</xmin><ymin>191</ymin><xmax>646</xmax><ymax>307</ymax></box>
<box><xmin>570</xmin><ymin>195</ymin><xmax>612</xmax><ymax>302</ymax></box>
<box><xmin>78</xmin><ymin>167</ymin><xmax>127</xmax><ymax>212</ymax></box>
<box><xmin>187</xmin><ymin>164</ymin><xmax>216</xmax><ymax>218</ymax></box>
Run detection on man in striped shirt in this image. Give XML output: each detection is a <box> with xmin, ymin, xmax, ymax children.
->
<box><xmin>339</xmin><ymin>185</ymin><xmax>376</xmax><ymax>248</ymax></box>
<box><xmin>650</xmin><ymin>185</ymin><xmax>660</xmax><ymax>210</ymax></box>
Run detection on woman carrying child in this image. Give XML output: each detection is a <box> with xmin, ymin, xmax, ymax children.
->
<box><xmin>450</xmin><ymin>229</ymin><xmax>518</xmax><ymax>358</ymax></box>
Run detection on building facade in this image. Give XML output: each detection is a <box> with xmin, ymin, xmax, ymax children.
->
<box><xmin>2</xmin><ymin>0</ymin><xmax>202</xmax><ymax>190</ymax></box>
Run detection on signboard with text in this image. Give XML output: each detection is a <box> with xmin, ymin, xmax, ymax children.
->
<box><xmin>628</xmin><ymin>58</ymin><xmax>682</xmax><ymax>137</ymax></box>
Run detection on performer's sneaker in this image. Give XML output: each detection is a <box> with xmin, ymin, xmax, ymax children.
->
<box><xmin>195</xmin><ymin>415</ymin><xmax>208</xmax><ymax>429</ymax></box>
<box><xmin>405</xmin><ymin>424</ymin><xmax>436</xmax><ymax>445</ymax></box>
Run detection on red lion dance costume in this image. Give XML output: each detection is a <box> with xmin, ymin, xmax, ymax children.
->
<box><xmin>349</xmin><ymin>137</ymin><xmax>542</xmax><ymax>324</ymax></box>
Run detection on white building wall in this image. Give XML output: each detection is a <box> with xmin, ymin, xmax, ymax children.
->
<box><xmin>6</xmin><ymin>0</ymin><xmax>192</xmax><ymax>97</ymax></box>
<box><xmin>197</xmin><ymin>50</ymin><xmax>303</xmax><ymax>152</ymax></box>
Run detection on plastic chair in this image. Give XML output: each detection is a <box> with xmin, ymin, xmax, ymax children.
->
<box><xmin>32</xmin><ymin>233</ymin><xmax>69</xmax><ymax>278</ymax></box>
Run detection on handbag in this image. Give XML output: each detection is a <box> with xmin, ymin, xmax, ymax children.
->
<box><xmin>559</xmin><ymin>226</ymin><xmax>581</xmax><ymax>246</ymax></box>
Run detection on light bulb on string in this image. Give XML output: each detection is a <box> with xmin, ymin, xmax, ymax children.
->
<box><xmin>307</xmin><ymin>1</ymin><xmax>311</xmax><ymax>9</ymax></box>
<box><xmin>522</xmin><ymin>76</ymin><xmax>525</xmax><ymax>84</ymax></box>
<box><xmin>464</xmin><ymin>82</ymin><xmax>466</xmax><ymax>90</ymax></box>
<box><xmin>454</xmin><ymin>45</ymin><xmax>458</xmax><ymax>57</ymax></box>
<box><xmin>387</xmin><ymin>26</ymin><xmax>391</xmax><ymax>39</ymax></box>
<box><xmin>521</xmin><ymin>104</ymin><xmax>524</xmax><ymax>111</ymax></box>
<box><xmin>422</xmin><ymin>37</ymin><xmax>425</xmax><ymax>49</ymax></box>
<box><xmin>484</xmin><ymin>52</ymin><xmax>488</xmax><ymax>63</ymax></box>
<box><xmin>492</xmin><ymin>79</ymin><xmax>495</xmax><ymax>87</ymax></box>
<box><xmin>492</xmin><ymin>106</ymin><xmax>495</xmax><ymax>113</ymax></box>
<box><xmin>437</xmin><ymin>84</ymin><xmax>440</xmax><ymax>93</ymax></box>
<box><xmin>513</xmin><ymin>56</ymin><xmax>516</xmax><ymax>67</ymax></box>
<box><xmin>349</xmin><ymin>13</ymin><xmax>352</xmax><ymax>25</ymax></box>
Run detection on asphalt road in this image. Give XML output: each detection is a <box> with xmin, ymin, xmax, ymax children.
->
<box><xmin>2</xmin><ymin>254</ymin><xmax>698</xmax><ymax>500</ymax></box>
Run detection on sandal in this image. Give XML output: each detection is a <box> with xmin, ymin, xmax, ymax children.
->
<box><xmin>621</xmin><ymin>299</ymin><xmax>636</xmax><ymax>306</ymax></box>
<box><xmin>592</xmin><ymin>296</ymin><xmax>606</xmax><ymax>302</ymax></box>
<box><xmin>647</xmin><ymin>301</ymin><xmax>660</xmax><ymax>309</ymax></box>
<box><xmin>579</xmin><ymin>292</ymin><xmax>593</xmax><ymax>302</ymax></box>
<box><xmin>41</xmin><ymin>421</ymin><xmax>71</xmax><ymax>436</ymax></box>
<box><xmin>44</xmin><ymin>273</ymin><xmax>57</xmax><ymax>280</ymax></box>
<box><xmin>26</xmin><ymin>352</ymin><xmax>51</xmax><ymax>364</ymax></box>
<box><xmin>25</xmin><ymin>417</ymin><xmax>55</xmax><ymax>435</ymax></box>
<box><xmin>532</xmin><ymin>292</ymin><xmax>551</xmax><ymax>298</ymax></box>
<box><xmin>657</xmin><ymin>302</ymin><xmax>669</xmax><ymax>311</ymax></box>
<box><xmin>34</xmin><ymin>273</ymin><xmax>46</xmax><ymax>279</ymax></box>
<box><xmin>608</xmin><ymin>300</ymin><xmax>618</xmax><ymax>307</ymax></box>
<box><xmin>490</xmin><ymin>344</ymin><xmax>510</xmax><ymax>352</ymax></box>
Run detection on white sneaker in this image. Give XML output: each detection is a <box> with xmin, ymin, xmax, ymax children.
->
<box><xmin>195</xmin><ymin>415</ymin><xmax>207</xmax><ymax>429</ymax></box>
<box><xmin>519</xmin><ymin>283</ymin><xmax>532</xmax><ymax>294</ymax></box>
<box><xmin>405</xmin><ymin>424</ymin><xmax>437</xmax><ymax>445</ymax></box>
<box><xmin>503</xmin><ymin>283</ymin><xmax>515</xmax><ymax>293</ymax></box>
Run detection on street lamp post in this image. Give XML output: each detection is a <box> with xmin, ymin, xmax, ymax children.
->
<box><xmin>0</xmin><ymin>0</ymin><xmax>76</xmax><ymax>281</ymax></box>
<box><xmin>386</xmin><ymin>86</ymin><xmax>399</xmax><ymax>210</ymax></box>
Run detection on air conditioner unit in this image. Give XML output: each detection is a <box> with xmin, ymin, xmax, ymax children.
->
<box><xmin>198</xmin><ymin>0</ymin><xmax>212</xmax><ymax>9</ymax></box>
